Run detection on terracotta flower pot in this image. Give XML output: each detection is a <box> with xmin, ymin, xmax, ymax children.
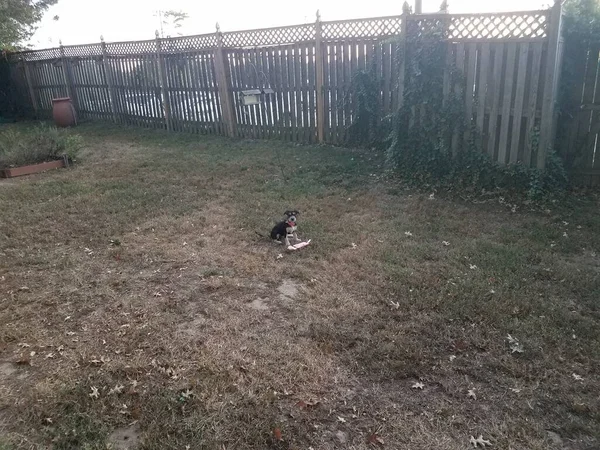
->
<box><xmin>52</xmin><ymin>97</ymin><xmax>77</xmax><ymax>128</ymax></box>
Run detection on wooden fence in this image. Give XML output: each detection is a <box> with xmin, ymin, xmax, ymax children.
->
<box><xmin>7</xmin><ymin>1</ymin><xmax>565</xmax><ymax>170</ymax></box>
<box><xmin>561</xmin><ymin>41</ymin><xmax>600</xmax><ymax>186</ymax></box>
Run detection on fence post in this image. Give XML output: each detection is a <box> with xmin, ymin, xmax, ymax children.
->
<box><xmin>538</xmin><ymin>0</ymin><xmax>563</xmax><ymax>169</ymax></box>
<box><xmin>100</xmin><ymin>36</ymin><xmax>118</xmax><ymax>123</ymax></box>
<box><xmin>398</xmin><ymin>2</ymin><xmax>411</xmax><ymax>109</ymax></box>
<box><xmin>21</xmin><ymin>57</ymin><xmax>38</xmax><ymax>119</ymax></box>
<box><xmin>315</xmin><ymin>10</ymin><xmax>326</xmax><ymax>144</ymax></box>
<box><xmin>155</xmin><ymin>32</ymin><xmax>172</xmax><ymax>132</ymax></box>
<box><xmin>59</xmin><ymin>42</ymin><xmax>76</xmax><ymax>108</ymax></box>
<box><xmin>213</xmin><ymin>24</ymin><xmax>237</xmax><ymax>137</ymax></box>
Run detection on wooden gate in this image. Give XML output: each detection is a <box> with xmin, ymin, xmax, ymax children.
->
<box><xmin>563</xmin><ymin>43</ymin><xmax>600</xmax><ymax>186</ymax></box>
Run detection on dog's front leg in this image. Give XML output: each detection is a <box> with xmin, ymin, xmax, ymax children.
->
<box><xmin>284</xmin><ymin>235</ymin><xmax>292</xmax><ymax>247</ymax></box>
<box><xmin>293</xmin><ymin>232</ymin><xmax>301</xmax><ymax>243</ymax></box>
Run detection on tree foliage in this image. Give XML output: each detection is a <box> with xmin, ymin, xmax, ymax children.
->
<box><xmin>159</xmin><ymin>10</ymin><xmax>189</xmax><ymax>38</ymax></box>
<box><xmin>0</xmin><ymin>0</ymin><xmax>58</xmax><ymax>50</ymax></box>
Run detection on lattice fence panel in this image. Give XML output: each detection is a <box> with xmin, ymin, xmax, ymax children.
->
<box><xmin>412</xmin><ymin>11</ymin><xmax>549</xmax><ymax>40</ymax></box>
<box><xmin>63</xmin><ymin>44</ymin><xmax>103</xmax><ymax>58</ymax></box>
<box><xmin>222</xmin><ymin>24</ymin><xmax>315</xmax><ymax>47</ymax></box>
<box><xmin>322</xmin><ymin>16</ymin><xmax>402</xmax><ymax>40</ymax></box>
<box><xmin>161</xmin><ymin>34</ymin><xmax>218</xmax><ymax>53</ymax></box>
<box><xmin>105</xmin><ymin>40</ymin><xmax>157</xmax><ymax>56</ymax></box>
<box><xmin>14</xmin><ymin>48</ymin><xmax>61</xmax><ymax>62</ymax></box>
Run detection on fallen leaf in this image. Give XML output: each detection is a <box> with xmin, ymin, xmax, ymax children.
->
<box><xmin>449</xmin><ymin>355</ymin><xmax>456</xmax><ymax>362</ymax></box>
<box><xmin>390</xmin><ymin>301</ymin><xmax>400</xmax><ymax>309</ymax></box>
<box><xmin>296</xmin><ymin>400</ymin><xmax>320</xmax><ymax>409</ymax></box>
<box><xmin>442</xmin><ymin>241</ymin><xmax>450</xmax><ymax>246</ymax></box>
<box><xmin>351</xmin><ymin>243</ymin><xmax>357</xmax><ymax>249</ymax></box>
<box><xmin>404</xmin><ymin>231</ymin><xmax>413</xmax><ymax>237</ymax></box>
<box><xmin>411</xmin><ymin>382</ymin><xmax>424</xmax><ymax>390</ymax></box>
<box><xmin>108</xmin><ymin>384</ymin><xmax>125</xmax><ymax>395</ymax></box>
<box><xmin>572</xmin><ymin>373</ymin><xmax>584</xmax><ymax>381</ymax></box>
<box><xmin>469</xmin><ymin>264</ymin><xmax>478</xmax><ymax>270</ymax></box>
<box><xmin>429</xmin><ymin>193</ymin><xmax>435</xmax><ymax>200</ymax></box>
<box><xmin>510</xmin><ymin>388</ymin><xmax>521</xmax><ymax>394</ymax></box>
<box><xmin>45</xmin><ymin>353</ymin><xmax>55</xmax><ymax>359</ymax></box>
<box><xmin>276</xmin><ymin>253</ymin><xmax>284</xmax><ymax>260</ymax></box>
<box><xmin>367</xmin><ymin>433</ymin><xmax>385</xmax><ymax>446</ymax></box>
<box><xmin>17</xmin><ymin>343</ymin><xmax>31</xmax><ymax>348</ymax></box>
<box><xmin>89</xmin><ymin>386</ymin><xmax>100</xmax><ymax>399</ymax></box>
<box><xmin>467</xmin><ymin>389</ymin><xmax>477</xmax><ymax>400</ymax></box>
<box><xmin>337</xmin><ymin>416</ymin><xmax>347</xmax><ymax>423</ymax></box>
<box><xmin>273</xmin><ymin>428</ymin><xmax>283</xmax><ymax>441</ymax></box>
<box><xmin>506</xmin><ymin>334</ymin><xmax>524</xmax><ymax>354</ymax></box>
<box><xmin>470</xmin><ymin>435</ymin><xmax>492</xmax><ymax>447</ymax></box>
<box><xmin>180</xmin><ymin>388</ymin><xmax>193</xmax><ymax>400</ymax></box>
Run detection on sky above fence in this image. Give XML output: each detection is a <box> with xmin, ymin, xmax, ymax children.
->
<box><xmin>29</xmin><ymin>0</ymin><xmax>548</xmax><ymax>48</ymax></box>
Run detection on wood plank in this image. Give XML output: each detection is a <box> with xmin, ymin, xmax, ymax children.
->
<box><xmin>476</xmin><ymin>42</ymin><xmax>491</xmax><ymax>146</ymax></box>
<box><xmin>301</xmin><ymin>44</ymin><xmax>310</xmax><ymax>143</ymax></box>
<box><xmin>357</xmin><ymin>40</ymin><xmax>366</xmax><ymax>72</ymax></box>
<box><xmin>487</xmin><ymin>44</ymin><xmax>505</xmax><ymax>159</ymax></box>
<box><xmin>307</xmin><ymin>43</ymin><xmax>316</xmax><ymax>143</ymax></box>
<box><xmin>287</xmin><ymin>46</ymin><xmax>297</xmax><ymax>142</ymax></box>
<box><xmin>336</xmin><ymin>42</ymin><xmax>345</xmax><ymax>144</ymax></box>
<box><xmin>464</xmin><ymin>43</ymin><xmax>477</xmax><ymax>144</ymax></box>
<box><xmin>282</xmin><ymin>46</ymin><xmax>291</xmax><ymax>140</ymax></box>
<box><xmin>497</xmin><ymin>43</ymin><xmax>517</xmax><ymax>164</ymax></box>
<box><xmin>343</xmin><ymin>42</ymin><xmax>352</xmax><ymax>141</ymax></box>
<box><xmin>509</xmin><ymin>42</ymin><xmax>529</xmax><ymax>163</ymax></box>
<box><xmin>524</xmin><ymin>42</ymin><xmax>543</xmax><ymax>166</ymax></box>
<box><xmin>294</xmin><ymin>44</ymin><xmax>303</xmax><ymax>142</ymax></box>
<box><xmin>273</xmin><ymin>47</ymin><xmax>283</xmax><ymax>139</ymax></box>
<box><xmin>382</xmin><ymin>42</ymin><xmax>391</xmax><ymax>116</ymax></box>
<box><xmin>580</xmin><ymin>45</ymin><xmax>600</xmax><ymax>169</ymax></box>
<box><xmin>195</xmin><ymin>53</ymin><xmax>212</xmax><ymax>131</ymax></box>
<box><xmin>323</xmin><ymin>44</ymin><xmax>331</xmax><ymax>142</ymax></box>
<box><xmin>186</xmin><ymin>54</ymin><xmax>202</xmax><ymax>132</ymax></box>
<box><xmin>565</xmin><ymin>43</ymin><xmax>589</xmax><ymax>158</ymax></box>
<box><xmin>260</xmin><ymin>48</ymin><xmax>271</xmax><ymax>139</ymax></box>
<box><xmin>537</xmin><ymin>0</ymin><xmax>563</xmax><ymax>168</ymax></box>
<box><xmin>452</xmin><ymin>42</ymin><xmax>465</xmax><ymax>155</ymax></box>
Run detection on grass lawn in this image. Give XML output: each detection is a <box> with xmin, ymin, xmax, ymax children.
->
<box><xmin>0</xmin><ymin>122</ymin><xmax>599</xmax><ymax>450</ymax></box>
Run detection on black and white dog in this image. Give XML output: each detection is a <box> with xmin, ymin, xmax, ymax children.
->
<box><xmin>270</xmin><ymin>210</ymin><xmax>301</xmax><ymax>247</ymax></box>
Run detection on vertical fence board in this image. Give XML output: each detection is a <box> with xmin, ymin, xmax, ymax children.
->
<box><xmin>476</xmin><ymin>43</ymin><xmax>491</xmax><ymax>147</ymax></box>
<box><xmin>498</xmin><ymin>43</ymin><xmax>517</xmax><ymax>164</ymax></box>
<box><xmin>524</xmin><ymin>42</ymin><xmax>543</xmax><ymax>166</ymax></box>
<box><xmin>487</xmin><ymin>44</ymin><xmax>505</xmax><ymax>159</ymax></box>
<box><xmin>510</xmin><ymin>43</ymin><xmax>530</xmax><ymax>163</ymax></box>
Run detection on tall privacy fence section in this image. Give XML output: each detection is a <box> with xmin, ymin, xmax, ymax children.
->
<box><xmin>6</xmin><ymin>0</ymin><xmax>587</xmax><ymax>175</ymax></box>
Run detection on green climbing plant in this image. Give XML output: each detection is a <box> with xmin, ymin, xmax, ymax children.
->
<box><xmin>345</xmin><ymin>5</ymin><xmax>569</xmax><ymax>201</ymax></box>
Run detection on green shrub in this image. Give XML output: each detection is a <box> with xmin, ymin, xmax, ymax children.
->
<box><xmin>0</xmin><ymin>125</ymin><xmax>83</xmax><ymax>169</ymax></box>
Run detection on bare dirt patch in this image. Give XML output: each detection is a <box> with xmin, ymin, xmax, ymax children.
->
<box><xmin>107</xmin><ymin>423</ymin><xmax>141</xmax><ymax>449</ymax></box>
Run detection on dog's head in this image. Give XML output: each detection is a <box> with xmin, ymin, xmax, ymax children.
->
<box><xmin>284</xmin><ymin>210</ymin><xmax>300</xmax><ymax>224</ymax></box>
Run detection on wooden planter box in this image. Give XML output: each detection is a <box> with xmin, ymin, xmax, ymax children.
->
<box><xmin>0</xmin><ymin>159</ymin><xmax>66</xmax><ymax>178</ymax></box>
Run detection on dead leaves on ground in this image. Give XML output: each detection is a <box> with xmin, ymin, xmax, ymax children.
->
<box><xmin>367</xmin><ymin>433</ymin><xmax>385</xmax><ymax>447</ymax></box>
<box><xmin>296</xmin><ymin>399</ymin><xmax>320</xmax><ymax>409</ymax></box>
<box><xmin>470</xmin><ymin>435</ymin><xmax>492</xmax><ymax>447</ymax></box>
